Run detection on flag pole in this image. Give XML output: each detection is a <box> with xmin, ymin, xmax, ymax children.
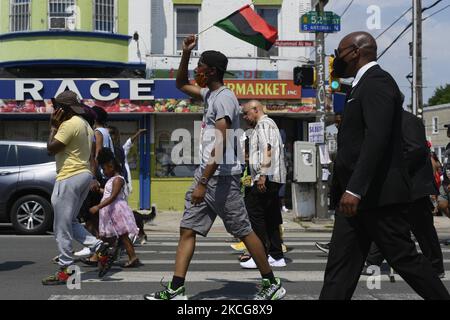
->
<box><xmin>196</xmin><ymin>1</ymin><xmax>255</xmax><ymax>38</ymax></box>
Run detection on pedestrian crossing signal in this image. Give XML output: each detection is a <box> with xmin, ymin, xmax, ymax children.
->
<box><xmin>293</xmin><ymin>66</ymin><xmax>314</xmax><ymax>87</ymax></box>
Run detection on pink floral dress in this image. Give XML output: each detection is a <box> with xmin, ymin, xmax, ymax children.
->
<box><xmin>99</xmin><ymin>176</ymin><xmax>139</xmax><ymax>238</ymax></box>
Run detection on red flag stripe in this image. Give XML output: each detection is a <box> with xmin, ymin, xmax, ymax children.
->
<box><xmin>238</xmin><ymin>5</ymin><xmax>278</xmax><ymax>43</ymax></box>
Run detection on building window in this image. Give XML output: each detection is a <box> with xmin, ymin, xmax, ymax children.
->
<box><xmin>94</xmin><ymin>0</ymin><xmax>116</xmax><ymax>33</ymax></box>
<box><xmin>175</xmin><ymin>7</ymin><xmax>199</xmax><ymax>52</ymax></box>
<box><xmin>48</xmin><ymin>0</ymin><xmax>76</xmax><ymax>30</ymax></box>
<box><xmin>432</xmin><ymin>116</ymin><xmax>439</xmax><ymax>134</ymax></box>
<box><xmin>256</xmin><ymin>7</ymin><xmax>279</xmax><ymax>58</ymax></box>
<box><xmin>10</xmin><ymin>0</ymin><xmax>31</xmax><ymax>32</ymax></box>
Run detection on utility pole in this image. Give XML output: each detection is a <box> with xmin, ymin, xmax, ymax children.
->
<box><xmin>314</xmin><ymin>0</ymin><xmax>329</xmax><ymax>220</ymax></box>
<box><xmin>412</xmin><ymin>0</ymin><xmax>423</xmax><ymax>116</ymax></box>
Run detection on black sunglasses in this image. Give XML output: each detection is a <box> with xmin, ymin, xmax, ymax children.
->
<box><xmin>334</xmin><ymin>44</ymin><xmax>358</xmax><ymax>58</ymax></box>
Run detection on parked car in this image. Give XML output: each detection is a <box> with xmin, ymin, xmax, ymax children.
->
<box><xmin>0</xmin><ymin>141</ymin><xmax>56</xmax><ymax>234</ymax></box>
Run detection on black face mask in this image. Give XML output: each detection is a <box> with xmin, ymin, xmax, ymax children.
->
<box><xmin>333</xmin><ymin>45</ymin><xmax>357</xmax><ymax>78</ymax></box>
<box><xmin>333</xmin><ymin>57</ymin><xmax>348</xmax><ymax>78</ymax></box>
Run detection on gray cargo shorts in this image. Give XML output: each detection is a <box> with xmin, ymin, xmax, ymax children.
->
<box><xmin>180</xmin><ymin>169</ymin><xmax>253</xmax><ymax>238</ymax></box>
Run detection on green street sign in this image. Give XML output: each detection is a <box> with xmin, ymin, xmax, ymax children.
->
<box><xmin>301</xmin><ymin>11</ymin><xmax>341</xmax><ymax>33</ymax></box>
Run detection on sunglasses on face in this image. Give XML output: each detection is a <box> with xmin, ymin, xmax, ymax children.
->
<box><xmin>334</xmin><ymin>44</ymin><xmax>358</xmax><ymax>58</ymax></box>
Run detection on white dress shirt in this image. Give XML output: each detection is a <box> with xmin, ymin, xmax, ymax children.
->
<box><xmin>352</xmin><ymin>61</ymin><xmax>378</xmax><ymax>88</ymax></box>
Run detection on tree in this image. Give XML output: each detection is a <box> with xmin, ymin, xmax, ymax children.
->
<box><xmin>428</xmin><ymin>84</ymin><xmax>450</xmax><ymax>106</ymax></box>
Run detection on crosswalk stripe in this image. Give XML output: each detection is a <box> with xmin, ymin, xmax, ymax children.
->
<box><xmin>135</xmin><ymin>259</ymin><xmax>450</xmax><ymax>265</ymax></box>
<box><xmin>135</xmin><ymin>249</ymin><xmax>450</xmax><ymax>254</ymax></box>
<box><xmin>80</xmin><ymin>271</ymin><xmax>450</xmax><ymax>283</ymax></box>
<box><xmin>136</xmin><ymin>249</ymin><xmax>325</xmax><ymax>254</ymax></box>
<box><xmin>141</xmin><ymin>241</ymin><xmax>331</xmax><ymax>247</ymax></box>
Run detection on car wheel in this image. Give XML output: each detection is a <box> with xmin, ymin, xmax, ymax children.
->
<box><xmin>10</xmin><ymin>195</ymin><xmax>53</xmax><ymax>235</ymax></box>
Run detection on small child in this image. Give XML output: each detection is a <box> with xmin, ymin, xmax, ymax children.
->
<box><xmin>89</xmin><ymin>148</ymin><xmax>141</xmax><ymax>269</ymax></box>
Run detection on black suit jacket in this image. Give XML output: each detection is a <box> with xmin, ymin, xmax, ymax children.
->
<box><xmin>402</xmin><ymin>110</ymin><xmax>439</xmax><ymax>200</ymax></box>
<box><xmin>332</xmin><ymin>64</ymin><xmax>411</xmax><ymax>210</ymax></box>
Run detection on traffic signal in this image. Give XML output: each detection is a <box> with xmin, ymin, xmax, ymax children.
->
<box><xmin>293</xmin><ymin>66</ymin><xmax>314</xmax><ymax>87</ymax></box>
<box><xmin>329</xmin><ymin>55</ymin><xmax>340</xmax><ymax>92</ymax></box>
<box><xmin>417</xmin><ymin>107</ymin><xmax>423</xmax><ymax>119</ymax></box>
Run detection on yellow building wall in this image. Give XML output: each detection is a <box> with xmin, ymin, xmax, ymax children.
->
<box><xmin>151</xmin><ymin>178</ymin><xmax>194</xmax><ymax>212</ymax></box>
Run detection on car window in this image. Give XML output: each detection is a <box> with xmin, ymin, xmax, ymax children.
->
<box><xmin>0</xmin><ymin>144</ymin><xmax>18</xmax><ymax>167</ymax></box>
<box><xmin>17</xmin><ymin>146</ymin><xmax>54</xmax><ymax>166</ymax></box>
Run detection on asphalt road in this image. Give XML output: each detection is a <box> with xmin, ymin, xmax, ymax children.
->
<box><xmin>1</xmin><ymin>224</ymin><xmax>450</xmax><ymax>300</ymax></box>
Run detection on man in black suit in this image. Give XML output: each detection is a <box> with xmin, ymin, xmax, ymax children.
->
<box><xmin>365</xmin><ymin>111</ymin><xmax>445</xmax><ymax>278</ymax></box>
<box><xmin>319</xmin><ymin>31</ymin><xmax>450</xmax><ymax>300</ymax></box>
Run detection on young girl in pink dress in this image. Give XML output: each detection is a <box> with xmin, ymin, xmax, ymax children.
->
<box><xmin>89</xmin><ymin>148</ymin><xmax>141</xmax><ymax>268</ymax></box>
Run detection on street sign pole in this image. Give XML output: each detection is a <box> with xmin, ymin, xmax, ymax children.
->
<box><xmin>314</xmin><ymin>0</ymin><xmax>329</xmax><ymax>220</ymax></box>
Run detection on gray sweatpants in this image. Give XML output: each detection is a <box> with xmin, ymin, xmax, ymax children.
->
<box><xmin>51</xmin><ymin>172</ymin><xmax>102</xmax><ymax>267</ymax></box>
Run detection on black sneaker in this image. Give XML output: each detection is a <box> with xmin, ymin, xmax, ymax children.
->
<box><xmin>315</xmin><ymin>242</ymin><xmax>330</xmax><ymax>254</ymax></box>
<box><xmin>97</xmin><ymin>242</ymin><xmax>115</xmax><ymax>278</ymax></box>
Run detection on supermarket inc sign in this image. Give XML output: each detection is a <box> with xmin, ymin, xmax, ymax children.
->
<box><xmin>224</xmin><ymin>80</ymin><xmax>301</xmax><ymax>100</ymax></box>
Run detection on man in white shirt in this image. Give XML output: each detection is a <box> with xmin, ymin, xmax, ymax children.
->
<box><xmin>241</xmin><ymin>100</ymin><xmax>287</xmax><ymax>269</ymax></box>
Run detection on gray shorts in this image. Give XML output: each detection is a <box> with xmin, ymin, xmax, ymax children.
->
<box><xmin>180</xmin><ymin>169</ymin><xmax>253</xmax><ymax>238</ymax></box>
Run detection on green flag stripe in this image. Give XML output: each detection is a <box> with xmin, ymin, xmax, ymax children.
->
<box><xmin>215</xmin><ymin>17</ymin><xmax>270</xmax><ymax>50</ymax></box>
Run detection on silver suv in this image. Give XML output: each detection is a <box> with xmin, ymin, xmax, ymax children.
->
<box><xmin>0</xmin><ymin>141</ymin><xmax>56</xmax><ymax>234</ymax></box>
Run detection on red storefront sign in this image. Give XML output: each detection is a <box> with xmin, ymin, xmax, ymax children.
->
<box><xmin>224</xmin><ymin>80</ymin><xmax>301</xmax><ymax>100</ymax></box>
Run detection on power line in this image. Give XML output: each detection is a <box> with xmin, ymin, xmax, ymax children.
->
<box><xmin>377</xmin><ymin>23</ymin><xmax>412</xmax><ymax>59</ymax></box>
<box><xmin>376</xmin><ymin>7</ymin><xmax>412</xmax><ymax>40</ymax></box>
<box><xmin>309</xmin><ymin>0</ymin><xmax>355</xmax><ymax>57</ymax></box>
<box><xmin>423</xmin><ymin>3</ymin><xmax>450</xmax><ymax>21</ymax></box>
<box><xmin>377</xmin><ymin>0</ymin><xmax>446</xmax><ymax>59</ymax></box>
<box><xmin>339</xmin><ymin>0</ymin><xmax>355</xmax><ymax>18</ymax></box>
<box><xmin>422</xmin><ymin>0</ymin><xmax>444</xmax><ymax>11</ymax></box>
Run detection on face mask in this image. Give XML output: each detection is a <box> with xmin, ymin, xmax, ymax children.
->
<box><xmin>333</xmin><ymin>57</ymin><xmax>348</xmax><ymax>78</ymax></box>
<box><xmin>194</xmin><ymin>72</ymin><xmax>208</xmax><ymax>88</ymax></box>
<box><xmin>333</xmin><ymin>47</ymin><xmax>357</xmax><ymax>78</ymax></box>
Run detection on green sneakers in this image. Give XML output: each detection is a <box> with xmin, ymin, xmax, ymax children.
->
<box><xmin>143</xmin><ymin>279</ymin><xmax>285</xmax><ymax>300</ymax></box>
<box><xmin>144</xmin><ymin>282</ymin><xmax>188</xmax><ymax>300</ymax></box>
<box><xmin>254</xmin><ymin>278</ymin><xmax>286</xmax><ymax>300</ymax></box>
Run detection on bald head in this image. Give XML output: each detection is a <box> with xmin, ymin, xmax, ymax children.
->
<box><xmin>340</xmin><ymin>31</ymin><xmax>377</xmax><ymax>62</ymax></box>
<box><xmin>242</xmin><ymin>100</ymin><xmax>265</xmax><ymax>127</ymax></box>
<box><xmin>243</xmin><ymin>100</ymin><xmax>265</xmax><ymax>113</ymax></box>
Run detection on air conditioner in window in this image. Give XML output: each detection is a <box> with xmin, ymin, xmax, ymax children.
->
<box><xmin>49</xmin><ymin>17</ymin><xmax>67</xmax><ymax>30</ymax></box>
<box><xmin>49</xmin><ymin>17</ymin><xmax>76</xmax><ymax>30</ymax></box>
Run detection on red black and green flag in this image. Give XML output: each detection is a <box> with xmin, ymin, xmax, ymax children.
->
<box><xmin>214</xmin><ymin>5</ymin><xmax>278</xmax><ymax>51</ymax></box>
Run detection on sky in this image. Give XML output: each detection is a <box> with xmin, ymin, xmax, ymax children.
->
<box><xmin>320</xmin><ymin>0</ymin><xmax>450</xmax><ymax>105</ymax></box>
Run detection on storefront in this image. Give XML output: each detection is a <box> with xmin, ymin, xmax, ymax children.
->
<box><xmin>0</xmin><ymin>78</ymin><xmax>335</xmax><ymax>211</ymax></box>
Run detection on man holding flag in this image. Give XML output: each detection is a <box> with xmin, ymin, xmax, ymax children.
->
<box><xmin>143</xmin><ymin>34</ymin><xmax>285</xmax><ymax>301</ymax></box>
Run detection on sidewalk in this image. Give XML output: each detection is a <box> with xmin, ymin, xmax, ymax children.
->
<box><xmin>142</xmin><ymin>210</ymin><xmax>334</xmax><ymax>235</ymax></box>
<box><xmin>142</xmin><ymin>210</ymin><xmax>450</xmax><ymax>236</ymax></box>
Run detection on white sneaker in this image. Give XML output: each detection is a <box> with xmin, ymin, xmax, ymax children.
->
<box><xmin>268</xmin><ymin>255</ymin><xmax>286</xmax><ymax>267</ymax></box>
<box><xmin>74</xmin><ymin>247</ymin><xmax>92</xmax><ymax>258</ymax></box>
<box><xmin>281</xmin><ymin>206</ymin><xmax>289</xmax><ymax>213</ymax></box>
<box><xmin>240</xmin><ymin>257</ymin><xmax>257</xmax><ymax>269</ymax></box>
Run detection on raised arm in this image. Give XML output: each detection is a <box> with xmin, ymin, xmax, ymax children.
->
<box><xmin>130</xmin><ymin>129</ymin><xmax>147</xmax><ymax>144</ymax></box>
<box><xmin>176</xmin><ymin>35</ymin><xmax>203</xmax><ymax>100</ymax></box>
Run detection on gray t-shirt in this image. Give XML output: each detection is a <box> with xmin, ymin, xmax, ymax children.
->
<box><xmin>199</xmin><ymin>86</ymin><xmax>243</xmax><ymax>176</ymax></box>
